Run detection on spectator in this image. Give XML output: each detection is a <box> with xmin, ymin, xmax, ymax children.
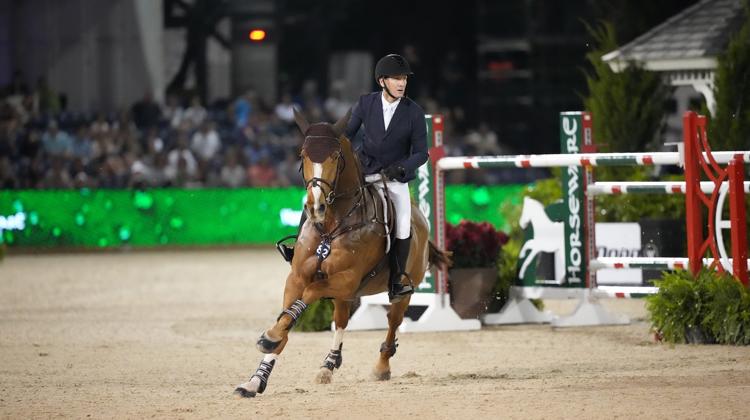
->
<box><xmin>276</xmin><ymin>150</ymin><xmax>303</xmax><ymax>187</ymax></box>
<box><xmin>130</xmin><ymin>92</ymin><xmax>162</xmax><ymax>130</ymax></box>
<box><xmin>41</xmin><ymin>121</ymin><xmax>72</xmax><ymax>157</ymax></box>
<box><xmin>233</xmin><ymin>90</ymin><xmax>256</xmax><ymax>128</ymax></box>
<box><xmin>323</xmin><ymin>80</ymin><xmax>352</xmax><ymax>121</ymax></box>
<box><xmin>162</xmin><ymin>93</ymin><xmax>184</xmax><ymax>128</ymax></box>
<box><xmin>70</xmin><ymin>157</ymin><xmax>94</xmax><ymax>189</ymax></box>
<box><xmin>0</xmin><ymin>156</ymin><xmax>18</xmax><ymax>189</ymax></box>
<box><xmin>98</xmin><ymin>155</ymin><xmax>129</xmax><ymax>188</ymax></box>
<box><xmin>274</xmin><ymin>92</ymin><xmax>296</xmax><ymax>124</ymax></box>
<box><xmin>166</xmin><ymin>131</ymin><xmax>198</xmax><ymax>180</ymax></box>
<box><xmin>182</xmin><ymin>95</ymin><xmax>207</xmax><ymax>129</ymax></box>
<box><xmin>90</xmin><ymin>112</ymin><xmax>111</xmax><ymax>135</ymax></box>
<box><xmin>142</xmin><ymin>127</ymin><xmax>165</xmax><ymax>155</ymax></box>
<box><xmin>70</xmin><ymin>125</ymin><xmax>94</xmax><ymax>163</ymax></box>
<box><xmin>42</xmin><ymin>157</ymin><xmax>73</xmax><ymax>189</ymax></box>
<box><xmin>247</xmin><ymin>152</ymin><xmax>277</xmax><ymax>187</ymax></box>
<box><xmin>220</xmin><ymin>148</ymin><xmax>246</xmax><ymax>188</ymax></box>
<box><xmin>191</xmin><ymin>120</ymin><xmax>221</xmax><ymax>162</ymax></box>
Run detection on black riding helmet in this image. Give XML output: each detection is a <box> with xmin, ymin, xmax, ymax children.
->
<box><xmin>374</xmin><ymin>54</ymin><xmax>413</xmax><ymax>82</ymax></box>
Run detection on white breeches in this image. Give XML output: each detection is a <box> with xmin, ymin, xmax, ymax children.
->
<box><xmin>365</xmin><ymin>174</ymin><xmax>411</xmax><ymax>239</ymax></box>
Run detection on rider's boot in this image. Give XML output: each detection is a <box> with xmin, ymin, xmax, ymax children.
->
<box><xmin>388</xmin><ymin>235</ymin><xmax>414</xmax><ymax>303</ymax></box>
<box><xmin>276</xmin><ymin>212</ymin><xmax>307</xmax><ymax>264</ymax></box>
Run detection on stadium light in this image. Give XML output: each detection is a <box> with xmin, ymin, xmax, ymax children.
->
<box><xmin>248</xmin><ymin>29</ymin><xmax>267</xmax><ymax>42</ymax></box>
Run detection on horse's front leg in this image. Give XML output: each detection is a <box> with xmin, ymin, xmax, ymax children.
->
<box><xmin>234</xmin><ymin>343</ymin><xmax>288</xmax><ymax>398</ymax></box>
<box><xmin>315</xmin><ymin>299</ymin><xmax>351</xmax><ymax>384</ymax></box>
<box><xmin>372</xmin><ymin>297</ymin><xmax>410</xmax><ymax>381</ymax></box>
<box><xmin>256</xmin><ymin>273</ymin><xmax>308</xmax><ymax>354</ymax></box>
<box><xmin>257</xmin><ymin>270</ymin><xmax>354</xmax><ymax>353</ymax></box>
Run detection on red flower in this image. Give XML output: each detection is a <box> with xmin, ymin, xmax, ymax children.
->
<box><xmin>445</xmin><ymin>220</ymin><xmax>509</xmax><ymax>268</ymax></box>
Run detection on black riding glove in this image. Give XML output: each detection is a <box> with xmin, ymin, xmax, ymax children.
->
<box><xmin>383</xmin><ymin>164</ymin><xmax>406</xmax><ymax>181</ymax></box>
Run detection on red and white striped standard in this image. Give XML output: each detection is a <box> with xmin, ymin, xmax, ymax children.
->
<box><xmin>437</xmin><ymin>151</ymin><xmax>750</xmax><ymax>170</ymax></box>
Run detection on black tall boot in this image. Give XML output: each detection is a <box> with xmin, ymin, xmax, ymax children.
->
<box><xmin>276</xmin><ymin>212</ymin><xmax>307</xmax><ymax>263</ymax></box>
<box><xmin>388</xmin><ymin>235</ymin><xmax>414</xmax><ymax>303</ymax></box>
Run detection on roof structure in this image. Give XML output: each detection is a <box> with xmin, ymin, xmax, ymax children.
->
<box><xmin>602</xmin><ymin>0</ymin><xmax>745</xmax><ymax>114</ymax></box>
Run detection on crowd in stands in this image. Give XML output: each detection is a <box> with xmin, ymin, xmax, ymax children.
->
<box><xmin>0</xmin><ymin>69</ymin><xmax>537</xmax><ymax>191</ymax></box>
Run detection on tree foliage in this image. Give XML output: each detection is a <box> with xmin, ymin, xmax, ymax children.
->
<box><xmin>582</xmin><ymin>21</ymin><xmax>670</xmax><ymax>156</ymax></box>
<box><xmin>708</xmin><ymin>2</ymin><xmax>750</xmax><ymax>151</ymax></box>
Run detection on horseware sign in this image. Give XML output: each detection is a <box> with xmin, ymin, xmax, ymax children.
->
<box><xmin>561</xmin><ymin>112</ymin><xmax>594</xmax><ymax>289</ymax></box>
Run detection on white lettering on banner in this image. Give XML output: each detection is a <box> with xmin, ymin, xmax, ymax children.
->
<box><xmin>564</xmin><ymin>116</ymin><xmax>582</xmax><ymax>285</ymax></box>
<box><xmin>417</xmin><ymin>164</ymin><xmax>431</xmax><ymax>231</ymax></box>
<box><xmin>563</xmin><ymin>117</ymin><xmax>579</xmax><ymax>153</ymax></box>
<box><xmin>596</xmin><ymin>223</ymin><xmax>643</xmax><ymax>285</ymax></box>
<box><xmin>0</xmin><ymin>212</ymin><xmax>26</xmax><ymax>234</ymax></box>
<box><xmin>563</xmin><ymin>117</ymin><xmax>578</xmax><ymax>136</ymax></box>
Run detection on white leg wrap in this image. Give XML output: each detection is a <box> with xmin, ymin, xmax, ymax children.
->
<box><xmin>331</xmin><ymin>327</ymin><xmax>344</xmax><ymax>350</ymax></box>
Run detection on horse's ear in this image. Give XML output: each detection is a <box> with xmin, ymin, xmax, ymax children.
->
<box><xmin>332</xmin><ymin>108</ymin><xmax>351</xmax><ymax>137</ymax></box>
<box><xmin>293</xmin><ymin>106</ymin><xmax>309</xmax><ymax>134</ymax></box>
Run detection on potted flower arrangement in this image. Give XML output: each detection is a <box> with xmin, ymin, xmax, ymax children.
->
<box><xmin>445</xmin><ymin>220</ymin><xmax>509</xmax><ymax>319</ymax></box>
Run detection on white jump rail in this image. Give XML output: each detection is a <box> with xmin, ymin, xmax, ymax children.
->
<box><xmin>438</xmin><ymin>151</ymin><xmax>750</xmax><ymax>170</ymax></box>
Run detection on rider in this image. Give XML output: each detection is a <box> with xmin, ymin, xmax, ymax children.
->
<box><xmin>278</xmin><ymin>53</ymin><xmax>428</xmax><ymax>303</ymax></box>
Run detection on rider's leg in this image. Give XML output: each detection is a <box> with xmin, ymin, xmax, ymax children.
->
<box><xmin>386</xmin><ymin>181</ymin><xmax>414</xmax><ymax>303</ymax></box>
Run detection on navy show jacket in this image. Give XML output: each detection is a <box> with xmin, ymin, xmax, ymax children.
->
<box><xmin>345</xmin><ymin>92</ymin><xmax>428</xmax><ymax>182</ymax></box>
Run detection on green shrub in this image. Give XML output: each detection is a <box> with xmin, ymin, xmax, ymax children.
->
<box><xmin>703</xmin><ymin>274</ymin><xmax>750</xmax><ymax>345</ymax></box>
<box><xmin>293</xmin><ymin>299</ymin><xmax>334</xmax><ymax>332</ymax></box>
<box><xmin>647</xmin><ymin>269</ymin><xmax>750</xmax><ymax>345</ymax></box>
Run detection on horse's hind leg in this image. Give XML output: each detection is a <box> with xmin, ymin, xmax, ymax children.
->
<box><xmin>372</xmin><ymin>298</ymin><xmax>410</xmax><ymax>381</ymax></box>
<box><xmin>234</xmin><ymin>339</ymin><xmax>289</xmax><ymax>398</ymax></box>
<box><xmin>315</xmin><ymin>299</ymin><xmax>350</xmax><ymax>384</ymax></box>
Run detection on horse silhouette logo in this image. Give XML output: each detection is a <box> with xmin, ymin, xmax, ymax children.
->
<box><xmin>518</xmin><ymin>197</ymin><xmax>566</xmax><ymax>285</ymax></box>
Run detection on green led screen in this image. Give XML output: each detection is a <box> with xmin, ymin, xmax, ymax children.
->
<box><xmin>0</xmin><ymin>185</ymin><xmax>525</xmax><ymax>248</ymax></box>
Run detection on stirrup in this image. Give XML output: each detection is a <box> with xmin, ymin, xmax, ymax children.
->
<box><xmin>275</xmin><ymin>235</ymin><xmax>297</xmax><ymax>263</ymax></box>
<box><xmin>388</xmin><ymin>272</ymin><xmax>414</xmax><ymax>303</ymax></box>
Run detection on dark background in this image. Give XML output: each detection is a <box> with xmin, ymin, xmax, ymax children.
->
<box><xmin>271</xmin><ymin>0</ymin><xmax>699</xmax><ymax>153</ymax></box>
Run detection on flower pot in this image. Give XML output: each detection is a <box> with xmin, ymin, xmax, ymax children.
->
<box><xmin>448</xmin><ymin>267</ymin><xmax>497</xmax><ymax>319</ymax></box>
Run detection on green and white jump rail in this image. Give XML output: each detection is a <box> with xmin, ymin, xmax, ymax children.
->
<box><xmin>588</xmin><ymin>181</ymin><xmax>750</xmax><ymax>195</ymax></box>
<box><xmin>590</xmin><ymin>257</ymin><xmax>750</xmax><ymax>271</ymax></box>
<box><xmin>438</xmin><ymin>151</ymin><xmax>750</xmax><ymax>170</ymax></box>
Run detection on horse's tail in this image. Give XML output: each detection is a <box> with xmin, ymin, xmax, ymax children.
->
<box><xmin>428</xmin><ymin>240</ymin><xmax>453</xmax><ymax>271</ymax></box>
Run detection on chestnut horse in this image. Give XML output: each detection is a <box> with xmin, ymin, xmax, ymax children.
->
<box><xmin>234</xmin><ymin>109</ymin><xmax>451</xmax><ymax>398</ymax></box>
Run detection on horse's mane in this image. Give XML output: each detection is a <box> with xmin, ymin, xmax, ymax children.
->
<box><xmin>302</xmin><ymin>123</ymin><xmax>341</xmax><ymax>163</ymax></box>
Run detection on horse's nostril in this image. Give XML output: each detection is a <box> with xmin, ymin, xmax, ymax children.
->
<box><xmin>318</xmin><ymin>204</ymin><xmax>326</xmax><ymax>213</ymax></box>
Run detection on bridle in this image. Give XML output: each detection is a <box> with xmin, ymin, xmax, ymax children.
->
<box><xmin>301</xmin><ymin>135</ymin><xmax>355</xmax><ymax>206</ymax></box>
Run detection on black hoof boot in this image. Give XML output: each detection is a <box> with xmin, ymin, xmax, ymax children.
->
<box><xmin>256</xmin><ymin>332</ymin><xmax>281</xmax><ymax>353</ymax></box>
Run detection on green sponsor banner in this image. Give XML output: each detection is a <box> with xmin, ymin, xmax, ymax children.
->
<box><xmin>0</xmin><ymin>185</ymin><xmax>524</xmax><ymax>249</ymax></box>
<box><xmin>411</xmin><ymin>116</ymin><xmax>438</xmax><ymax>292</ymax></box>
<box><xmin>559</xmin><ymin>112</ymin><xmax>593</xmax><ymax>288</ymax></box>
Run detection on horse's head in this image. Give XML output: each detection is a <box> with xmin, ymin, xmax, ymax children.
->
<box><xmin>295</xmin><ymin>107</ymin><xmax>351</xmax><ymax>224</ymax></box>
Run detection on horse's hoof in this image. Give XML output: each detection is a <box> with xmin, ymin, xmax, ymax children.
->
<box><xmin>315</xmin><ymin>368</ymin><xmax>333</xmax><ymax>384</ymax></box>
<box><xmin>233</xmin><ymin>387</ymin><xmax>257</xmax><ymax>398</ymax></box>
<box><xmin>371</xmin><ymin>369</ymin><xmax>391</xmax><ymax>381</ymax></box>
<box><xmin>256</xmin><ymin>332</ymin><xmax>280</xmax><ymax>354</ymax></box>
